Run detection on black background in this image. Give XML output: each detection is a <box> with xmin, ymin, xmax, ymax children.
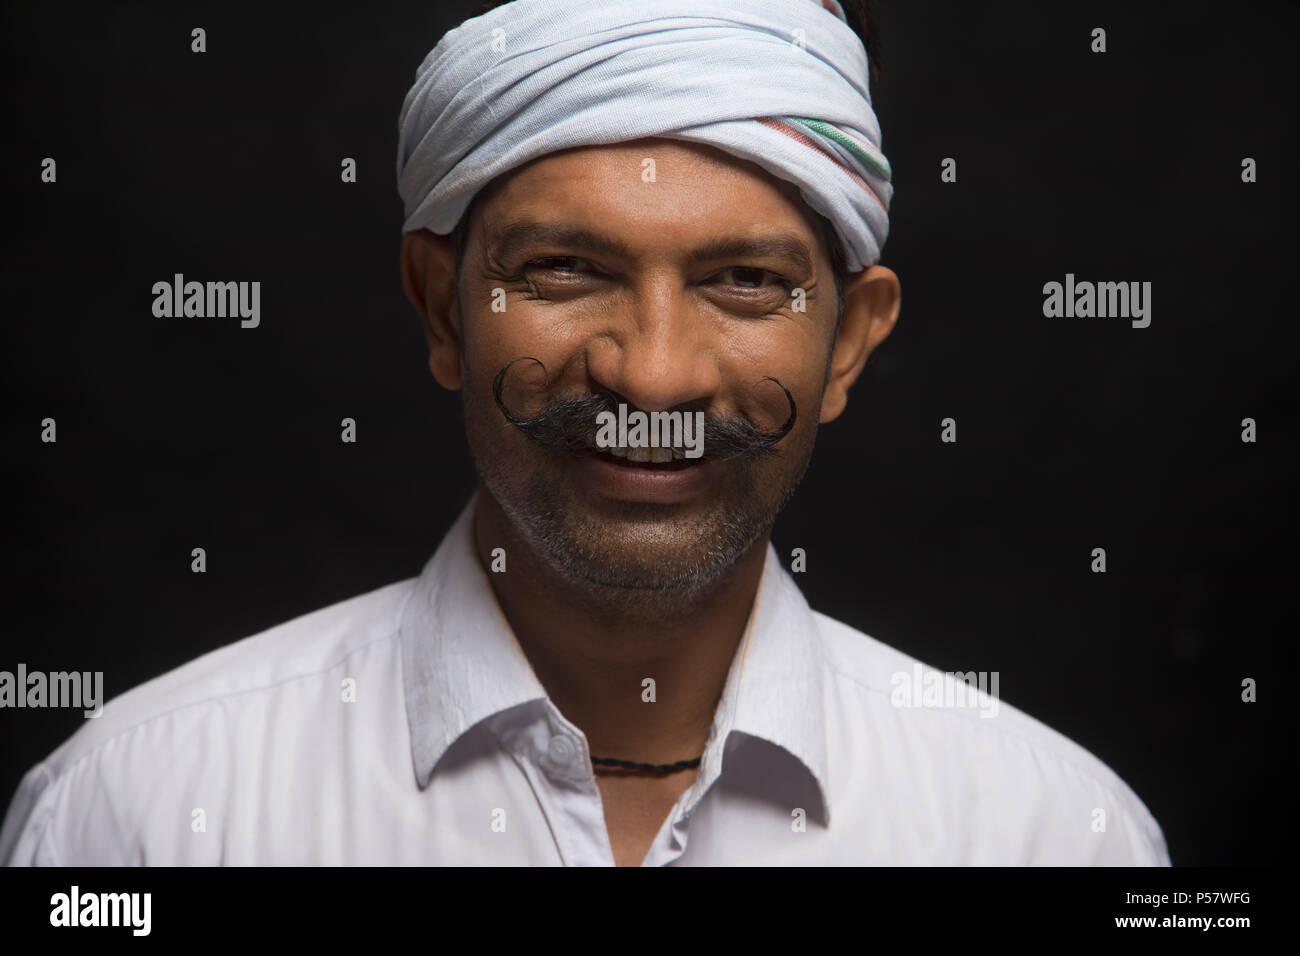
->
<box><xmin>2</xmin><ymin>0</ymin><xmax>1294</xmax><ymax>865</ymax></box>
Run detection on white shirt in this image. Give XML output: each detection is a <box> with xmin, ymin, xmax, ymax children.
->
<box><xmin>0</xmin><ymin>496</ymin><xmax>1170</xmax><ymax>866</ymax></box>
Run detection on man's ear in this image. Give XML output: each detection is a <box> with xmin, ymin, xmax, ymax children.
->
<box><xmin>400</xmin><ymin>229</ymin><xmax>462</xmax><ymax>390</ymax></box>
<box><xmin>819</xmin><ymin>264</ymin><xmax>901</xmax><ymax>423</ymax></box>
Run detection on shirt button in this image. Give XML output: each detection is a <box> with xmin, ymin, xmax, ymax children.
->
<box><xmin>547</xmin><ymin>735</ymin><xmax>575</xmax><ymax>764</ymax></box>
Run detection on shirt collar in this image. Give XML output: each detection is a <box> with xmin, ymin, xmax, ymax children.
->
<box><xmin>399</xmin><ymin>494</ymin><xmax>831</xmax><ymax>822</ymax></box>
<box><xmin>708</xmin><ymin>538</ymin><xmax>832</xmax><ymax>824</ymax></box>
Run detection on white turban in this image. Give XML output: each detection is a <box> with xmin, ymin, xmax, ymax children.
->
<box><xmin>396</xmin><ymin>0</ymin><xmax>892</xmax><ymax>272</ymax></box>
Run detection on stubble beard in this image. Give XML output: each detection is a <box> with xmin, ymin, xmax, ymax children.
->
<box><xmin>466</xmin><ymin>398</ymin><xmax>816</xmax><ymax>615</ymax></box>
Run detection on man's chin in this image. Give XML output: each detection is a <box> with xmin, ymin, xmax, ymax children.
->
<box><xmin>502</xmin><ymin>489</ymin><xmax>765</xmax><ymax>596</ymax></box>
<box><xmin>548</xmin><ymin>513</ymin><xmax>747</xmax><ymax>592</ymax></box>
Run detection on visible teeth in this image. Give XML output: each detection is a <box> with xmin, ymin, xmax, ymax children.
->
<box><xmin>603</xmin><ymin>444</ymin><xmax>693</xmax><ymax>463</ymax></box>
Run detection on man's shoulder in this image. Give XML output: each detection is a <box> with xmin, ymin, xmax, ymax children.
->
<box><xmin>812</xmin><ymin>610</ymin><xmax>1134</xmax><ymax>785</ymax></box>
<box><xmin>1</xmin><ymin>577</ymin><xmax>419</xmax><ymax>864</ymax></box>
<box><xmin>809</xmin><ymin>610</ymin><xmax>1170</xmax><ymax>863</ymax></box>
<box><xmin>43</xmin><ymin>576</ymin><xmax>417</xmax><ymax>775</ymax></box>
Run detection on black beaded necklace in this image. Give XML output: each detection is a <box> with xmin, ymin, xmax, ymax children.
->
<box><xmin>590</xmin><ymin>755</ymin><xmax>702</xmax><ymax>775</ymax></box>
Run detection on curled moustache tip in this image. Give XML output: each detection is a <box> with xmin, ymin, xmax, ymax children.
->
<box><xmin>492</xmin><ymin>356</ymin><xmax>548</xmax><ymax>425</ymax></box>
<box><xmin>759</xmin><ymin>376</ymin><xmax>797</xmax><ymax>442</ymax></box>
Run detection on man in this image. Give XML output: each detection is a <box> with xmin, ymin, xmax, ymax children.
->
<box><xmin>2</xmin><ymin>0</ymin><xmax>1169</xmax><ymax>866</ymax></box>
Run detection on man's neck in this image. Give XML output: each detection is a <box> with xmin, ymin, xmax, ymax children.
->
<box><xmin>472</xmin><ymin>489</ymin><xmax>769</xmax><ymax>764</ymax></box>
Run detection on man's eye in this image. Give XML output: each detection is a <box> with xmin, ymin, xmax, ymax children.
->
<box><xmin>718</xmin><ymin>267</ymin><xmax>787</xmax><ymax>289</ymax></box>
<box><xmin>525</xmin><ymin>256</ymin><xmax>590</xmax><ymax>274</ymax></box>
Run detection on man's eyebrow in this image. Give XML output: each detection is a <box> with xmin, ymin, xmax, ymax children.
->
<box><xmin>489</xmin><ymin>222</ymin><xmax>636</xmax><ymax>265</ymax></box>
<box><xmin>686</xmin><ymin>236</ymin><xmax>814</xmax><ymax>277</ymax></box>
<box><xmin>487</xmin><ymin>221</ymin><xmax>815</xmax><ymax>275</ymax></box>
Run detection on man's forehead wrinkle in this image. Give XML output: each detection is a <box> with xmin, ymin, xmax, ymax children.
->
<box><xmin>493</xmin><ymin>139</ymin><xmax>809</xmax><ymax>200</ymax></box>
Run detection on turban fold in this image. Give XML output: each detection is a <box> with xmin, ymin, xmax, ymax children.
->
<box><xmin>397</xmin><ymin>0</ymin><xmax>892</xmax><ymax>272</ymax></box>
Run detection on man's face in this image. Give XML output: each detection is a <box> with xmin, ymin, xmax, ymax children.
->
<box><xmin>452</xmin><ymin>139</ymin><xmax>841</xmax><ymax>596</ymax></box>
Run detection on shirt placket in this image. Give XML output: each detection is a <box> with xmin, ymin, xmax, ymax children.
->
<box><xmin>492</xmin><ymin>702</ymin><xmax>614</xmax><ymax>866</ymax></box>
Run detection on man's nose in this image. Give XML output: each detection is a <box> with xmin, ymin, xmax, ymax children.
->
<box><xmin>584</xmin><ymin>276</ymin><xmax>722</xmax><ymax>412</ymax></box>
